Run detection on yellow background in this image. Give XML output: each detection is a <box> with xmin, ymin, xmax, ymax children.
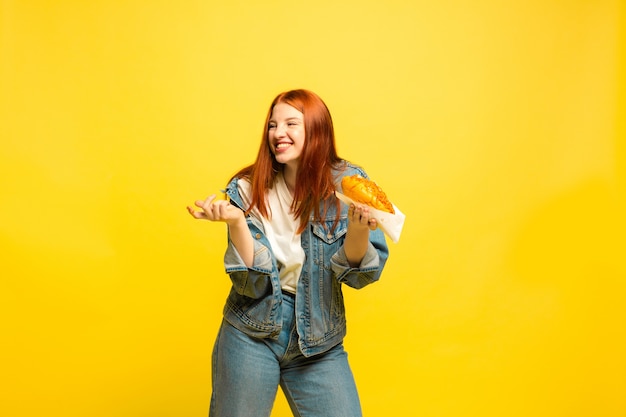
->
<box><xmin>1</xmin><ymin>1</ymin><xmax>625</xmax><ymax>416</ymax></box>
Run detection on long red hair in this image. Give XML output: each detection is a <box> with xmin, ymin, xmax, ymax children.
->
<box><xmin>230</xmin><ymin>89</ymin><xmax>343</xmax><ymax>233</ymax></box>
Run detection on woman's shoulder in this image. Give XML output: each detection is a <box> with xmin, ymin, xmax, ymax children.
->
<box><xmin>333</xmin><ymin>160</ymin><xmax>370</xmax><ymax>180</ymax></box>
<box><xmin>224</xmin><ymin>175</ymin><xmax>241</xmax><ymax>195</ymax></box>
<box><xmin>224</xmin><ymin>175</ymin><xmax>252</xmax><ymax>209</ymax></box>
<box><xmin>225</xmin><ymin>172</ymin><xmax>253</xmax><ymax>190</ymax></box>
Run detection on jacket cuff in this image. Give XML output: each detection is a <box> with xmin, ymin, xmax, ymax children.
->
<box><xmin>331</xmin><ymin>242</ymin><xmax>379</xmax><ymax>274</ymax></box>
<box><xmin>225</xmin><ymin>238</ymin><xmax>273</xmax><ymax>273</ymax></box>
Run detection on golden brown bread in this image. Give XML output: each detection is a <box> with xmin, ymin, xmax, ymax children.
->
<box><xmin>341</xmin><ymin>174</ymin><xmax>395</xmax><ymax>214</ymax></box>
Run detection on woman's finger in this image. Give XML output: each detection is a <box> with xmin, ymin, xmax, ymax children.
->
<box><xmin>187</xmin><ymin>195</ymin><xmax>220</xmax><ymax>221</ymax></box>
<box><xmin>358</xmin><ymin>207</ymin><xmax>370</xmax><ymax>225</ymax></box>
<box><xmin>196</xmin><ymin>195</ymin><xmax>215</xmax><ymax>218</ymax></box>
<box><xmin>187</xmin><ymin>205</ymin><xmax>206</xmax><ymax>219</ymax></box>
<box><xmin>202</xmin><ymin>194</ymin><xmax>217</xmax><ymax>210</ymax></box>
<box><xmin>217</xmin><ymin>200</ymin><xmax>231</xmax><ymax>217</ymax></box>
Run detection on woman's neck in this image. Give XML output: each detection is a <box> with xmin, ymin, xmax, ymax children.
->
<box><xmin>283</xmin><ymin>165</ymin><xmax>297</xmax><ymax>196</ymax></box>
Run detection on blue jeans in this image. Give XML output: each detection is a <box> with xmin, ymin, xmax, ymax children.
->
<box><xmin>209</xmin><ymin>292</ymin><xmax>363</xmax><ymax>417</ymax></box>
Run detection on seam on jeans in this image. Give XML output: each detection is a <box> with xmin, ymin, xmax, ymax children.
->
<box><xmin>280</xmin><ymin>315</ymin><xmax>299</xmax><ymax>363</ymax></box>
<box><xmin>278</xmin><ymin>381</ymin><xmax>303</xmax><ymax>417</ymax></box>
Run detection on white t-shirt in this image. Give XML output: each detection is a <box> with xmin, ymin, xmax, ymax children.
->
<box><xmin>238</xmin><ymin>173</ymin><xmax>304</xmax><ymax>294</ymax></box>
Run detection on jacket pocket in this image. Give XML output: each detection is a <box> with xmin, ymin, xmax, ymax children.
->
<box><xmin>311</xmin><ymin>220</ymin><xmax>347</xmax><ymax>244</ymax></box>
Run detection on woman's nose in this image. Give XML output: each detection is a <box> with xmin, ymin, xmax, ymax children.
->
<box><xmin>274</xmin><ymin>124</ymin><xmax>286</xmax><ymax>137</ymax></box>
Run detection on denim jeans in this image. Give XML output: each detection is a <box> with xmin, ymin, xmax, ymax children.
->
<box><xmin>209</xmin><ymin>292</ymin><xmax>363</xmax><ymax>417</ymax></box>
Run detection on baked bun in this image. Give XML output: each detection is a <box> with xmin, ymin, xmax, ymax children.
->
<box><xmin>341</xmin><ymin>174</ymin><xmax>395</xmax><ymax>214</ymax></box>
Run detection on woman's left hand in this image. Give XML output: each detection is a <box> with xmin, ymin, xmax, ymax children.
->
<box><xmin>347</xmin><ymin>203</ymin><xmax>378</xmax><ymax>232</ymax></box>
<box><xmin>344</xmin><ymin>203</ymin><xmax>377</xmax><ymax>267</ymax></box>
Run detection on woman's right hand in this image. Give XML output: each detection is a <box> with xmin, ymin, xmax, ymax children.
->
<box><xmin>187</xmin><ymin>194</ymin><xmax>254</xmax><ymax>266</ymax></box>
<box><xmin>186</xmin><ymin>194</ymin><xmax>245</xmax><ymax>226</ymax></box>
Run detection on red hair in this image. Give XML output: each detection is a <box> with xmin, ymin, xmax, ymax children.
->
<box><xmin>230</xmin><ymin>89</ymin><xmax>343</xmax><ymax>233</ymax></box>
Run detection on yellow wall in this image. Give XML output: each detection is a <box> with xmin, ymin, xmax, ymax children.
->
<box><xmin>1</xmin><ymin>1</ymin><xmax>624</xmax><ymax>416</ymax></box>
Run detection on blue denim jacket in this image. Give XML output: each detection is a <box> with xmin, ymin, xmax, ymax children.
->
<box><xmin>221</xmin><ymin>162</ymin><xmax>389</xmax><ymax>357</ymax></box>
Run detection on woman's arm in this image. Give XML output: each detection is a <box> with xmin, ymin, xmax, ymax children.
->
<box><xmin>187</xmin><ymin>194</ymin><xmax>254</xmax><ymax>267</ymax></box>
<box><xmin>226</xmin><ymin>215</ymin><xmax>254</xmax><ymax>267</ymax></box>
<box><xmin>343</xmin><ymin>203</ymin><xmax>378</xmax><ymax>267</ymax></box>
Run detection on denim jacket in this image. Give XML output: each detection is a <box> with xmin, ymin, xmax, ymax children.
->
<box><xmin>221</xmin><ymin>162</ymin><xmax>389</xmax><ymax>357</ymax></box>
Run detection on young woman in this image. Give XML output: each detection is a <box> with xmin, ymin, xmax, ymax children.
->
<box><xmin>187</xmin><ymin>89</ymin><xmax>389</xmax><ymax>417</ymax></box>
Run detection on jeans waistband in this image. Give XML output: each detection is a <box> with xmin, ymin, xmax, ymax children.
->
<box><xmin>282</xmin><ymin>289</ymin><xmax>295</xmax><ymax>297</ymax></box>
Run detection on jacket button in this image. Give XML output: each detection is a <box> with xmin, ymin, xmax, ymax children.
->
<box><xmin>255</xmin><ymin>233</ymin><xmax>261</xmax><ymax>239</ymax></box>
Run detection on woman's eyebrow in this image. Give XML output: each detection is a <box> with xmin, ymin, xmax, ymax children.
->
<box><xmin>269</xmin><ymin>116</ymin><xmax>303</xmax><ymax>123</ymax></box>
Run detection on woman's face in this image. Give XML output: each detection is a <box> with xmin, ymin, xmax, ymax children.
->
<box><xmin>268</xmin><ymin>102</ymin><xmax>305</xmax><ymax>170</ymax></box>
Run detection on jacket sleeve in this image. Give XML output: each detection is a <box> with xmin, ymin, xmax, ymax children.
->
<box><xmin>330</xmin><ymin>228</ymin><xmax>389</xmax><ymax>289</ymax></box>
<box><xmin>224</xmin><ymin>232</ymin><xmax>275</xmax><ymax>299</ymax></box>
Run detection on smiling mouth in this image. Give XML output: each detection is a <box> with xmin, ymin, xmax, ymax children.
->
<box><xmin>276</xmin><ymin>143</ymin><xmax>292</xmax><ymax>150</ymax></box>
